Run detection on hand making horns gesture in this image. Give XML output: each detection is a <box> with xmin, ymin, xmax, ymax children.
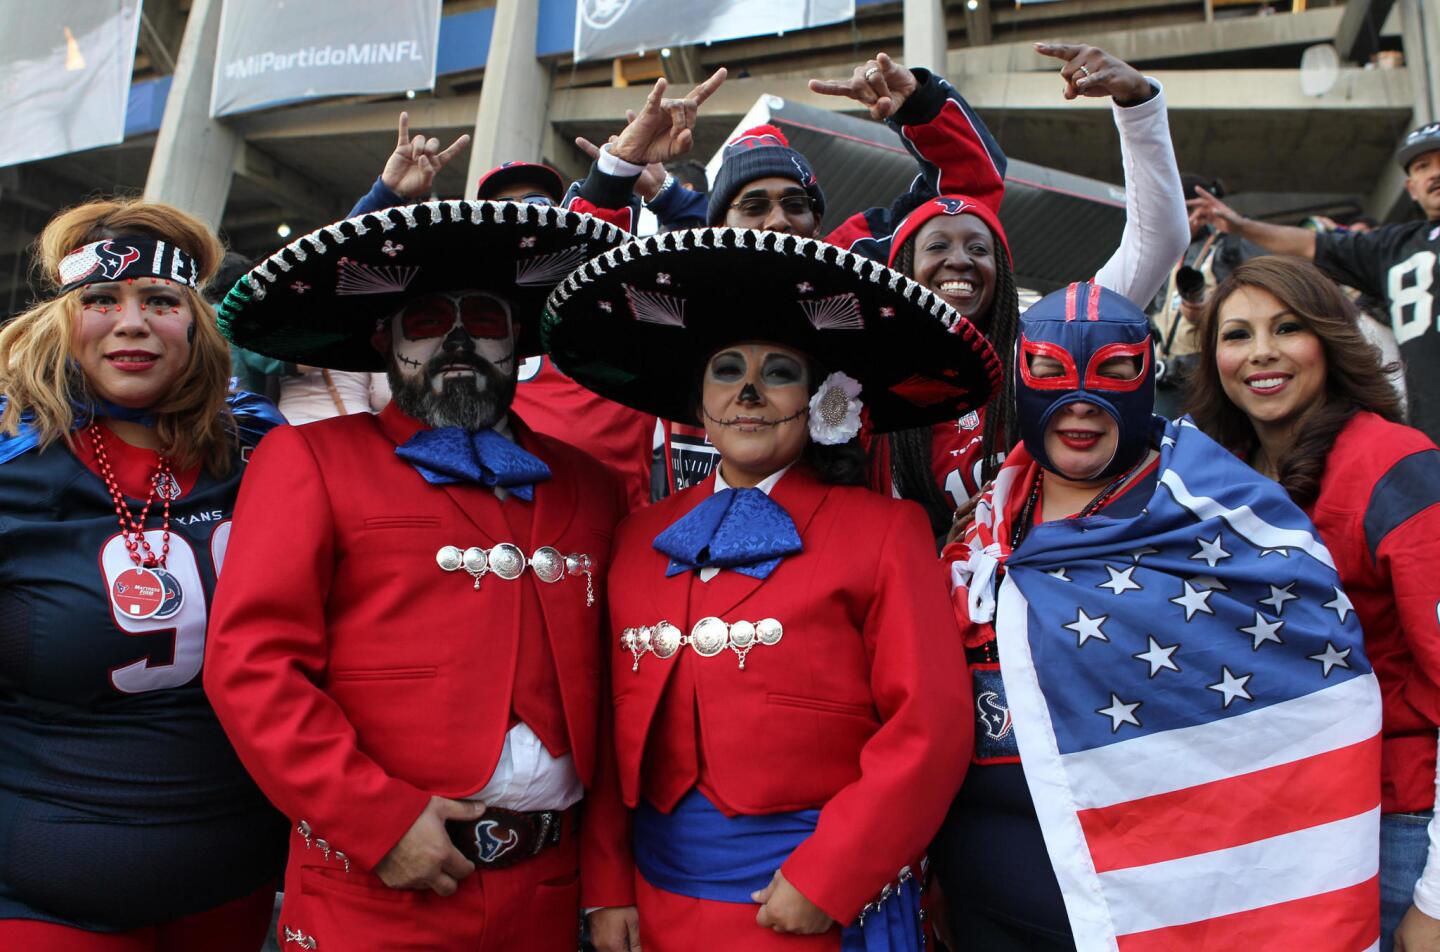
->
<box><xmin>609</xmin><ymin>68</ymin><xmax>729</xmax><ymax>167</ymax></box>
<box><xmin>807</xmin><ymin>52</ymin><xmax>918</xmax><ymax>121</ymax></box>
<box><xmin>380</xmin><ymin>111</ymin><xmax>472</xmax><ymax>200</ymax></box>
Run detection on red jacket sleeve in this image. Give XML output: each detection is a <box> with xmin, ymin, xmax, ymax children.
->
<box><xmin>780</xmin><ymin>503</ymin><xmax>973</xmax><ymax>922</ymax></box>
<box><xmin>204</xmin><ymin>425</ymin><xmax>431</xmax><ymax>872</ymax></box>
<box><xmin>826</xmin><ymin>69</ymin><xmax>1007</xmax><ymax>260</ymax></box>
<box><xmin>1368</xmin><ymin>445</ymin><xmax>1440</xmax><ymax>725</ymax></box>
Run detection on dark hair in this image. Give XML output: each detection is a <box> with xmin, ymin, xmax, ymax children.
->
<box><xmin>206</xmin><ymin>251</ymin><xmax>252</xmax><ymax>305</ymax></box>
<box><xmin>1180</xmin><ymin>173</ymin><xmax>1225</xmax><ymax>200</ymax></box>
<box><xmin>1184</xmin><ymin>256</ymin><xmax>1404</xmax><ymax>508</ymax></box>
<box><xmin>889</xmin><ymin>220</ymin><xmax>1019</xmax><ymax>527</ymax></box>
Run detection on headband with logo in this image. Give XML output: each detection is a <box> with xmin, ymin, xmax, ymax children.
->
<box><xmin>58</xmin><ymin>238</ymin><xmax>201</xmax><ymax>294</ymax></box>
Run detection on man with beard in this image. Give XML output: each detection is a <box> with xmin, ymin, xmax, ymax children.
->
<box><xmin>204</xmin><ymin>199</ymin><xmax>628</xmax><ymax>951</ymax></box>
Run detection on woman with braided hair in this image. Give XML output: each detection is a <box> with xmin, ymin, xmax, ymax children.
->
<box><xmin>879</xmin><ymin>41</ymin><xmax>1188</xmax><ymax>543</ymax></box>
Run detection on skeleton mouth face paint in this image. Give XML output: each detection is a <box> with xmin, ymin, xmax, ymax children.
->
<box><xmin>386</xmin><ymin>290</ymin><xmax>520</xmax><ymax>431</ymax></box>
<box><xmin>390</xmin><ymin>291</ymin><xmax>517</xmax><ymax>395</ymax></box>
<box><xmin>698</xmin><ymin>342</ymin><xmax>812</xmax><ymax>487</ymax></box>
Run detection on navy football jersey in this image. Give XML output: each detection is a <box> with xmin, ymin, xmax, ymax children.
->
<box><xmin>0</xmin><ymin>422</ymin><xmax>287</xmax><ymax>930</ymax></box>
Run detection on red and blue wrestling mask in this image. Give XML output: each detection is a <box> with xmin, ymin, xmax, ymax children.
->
<box><xmin>1016</xmin><ymin>282</ymin><xmax>1155</xmax><ymax>480</ymax></box>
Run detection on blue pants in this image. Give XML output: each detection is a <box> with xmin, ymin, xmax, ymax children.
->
<box><xmin>1381</xmin><ymin>810</ymin><xmax>1433</xmax><ymax>951</ymax></box>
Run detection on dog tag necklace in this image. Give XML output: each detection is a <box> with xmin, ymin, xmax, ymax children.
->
<box><xmin>90</xmin><ymin>423</ymin><xmax>183</xmax><ymax>620</ymax></box>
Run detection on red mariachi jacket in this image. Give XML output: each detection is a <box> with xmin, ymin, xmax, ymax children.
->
<box><xmin>586</xmin><ymin>466</ymin><xmax>973</xmax><ymax>922</ymax></box>
<box><xmin>205</xmin><ymin>405</ymin><xmax>623</xmax><ymax>878</ymax></box>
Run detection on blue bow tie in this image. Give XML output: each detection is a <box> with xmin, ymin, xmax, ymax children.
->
<box><xmin>653</xmin><ymin>487</ymin><xmax>803</xmax><ymax>580</ymax></box>
<box><xmin>395</xmin><ymin>427</ymin><xmax>551</xmax><ymax>500</ymax></box>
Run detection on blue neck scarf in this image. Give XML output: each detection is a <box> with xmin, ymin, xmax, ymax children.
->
<box><xmin>395</xmin><ymin>426</ymin><xmax>552</xmax><ymax>500</ymax></box>
<box><xmin>653</xmin><ymin>487</ymin><xmax>802</xmax><ymax>580</ymax></box>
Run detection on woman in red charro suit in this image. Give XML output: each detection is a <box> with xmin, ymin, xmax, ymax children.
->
<box><xmin>544</xmin><ymin>226</ymin><xmax>1001</xmax><ymax>950</ymax></box>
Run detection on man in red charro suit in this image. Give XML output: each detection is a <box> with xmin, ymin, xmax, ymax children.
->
<box><xmin>205</xmin><ymin>199</ymin><xmax>627</xmax><ymax>951</ymax></box>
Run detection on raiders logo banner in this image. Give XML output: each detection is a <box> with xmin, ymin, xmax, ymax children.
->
<box><xmin>574</xmin><ymin>0</ymin><xmax>855</xmax><ymax>63</ymax></box>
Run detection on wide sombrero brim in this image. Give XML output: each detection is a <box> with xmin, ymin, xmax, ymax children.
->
<box><xmin>542</xmin><ymin>227</ymin><xmax>1002</xmax><ymax>433</ymax></box>
<box><xmin>217</xmin><ymin>200</ymin><xmax>627</xmax><ymax>372</ymax></box>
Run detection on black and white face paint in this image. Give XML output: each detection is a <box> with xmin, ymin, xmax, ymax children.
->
<box><xmin>386</xmin><ymin>290</ymin><xmax>520</xmax><ymax>431</ymax></box>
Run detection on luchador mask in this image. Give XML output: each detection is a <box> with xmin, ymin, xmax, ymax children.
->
<box><xmin>1015</xmin><ymin>282</ymin><xmax>1155</xmax><ymax>480</ymax></box>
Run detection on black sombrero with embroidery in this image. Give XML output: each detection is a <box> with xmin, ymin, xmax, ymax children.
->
<box><xmin>217</xmin><ymin>200</ymin><xmax>627</xmax><ymax>371</ymax></box>
<box><xmin>541</xmin><ymin>227</ymin><xmax>1002</xmax><ymax>433</ymax></box>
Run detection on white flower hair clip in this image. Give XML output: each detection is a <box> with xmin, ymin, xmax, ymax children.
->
<box><xmin>808</xmin><ymin>371</ymin><xmax>863</xmax><ymax>445</ymax></box>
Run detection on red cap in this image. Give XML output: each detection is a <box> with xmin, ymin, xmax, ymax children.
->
<box><xmin>887</xmin><ymin>195</ymin><xmax>1011</xmax><ymax>268</ymax></box>
<box><xmin>476</xmin><ymin>161</ymin><xmax>566</xmax><ymax>203</ymax></box>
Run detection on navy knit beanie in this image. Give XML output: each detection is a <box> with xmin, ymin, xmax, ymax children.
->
<box><xmin>705</xmin><ymin>124</ymin><xmax>826</xmax><ymax>226</ymax></box>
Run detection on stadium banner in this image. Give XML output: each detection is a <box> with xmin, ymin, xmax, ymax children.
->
<box><xmin>0</xmin><ymin>1</ymin><xmax>142</xmax><ymax>169</ymax></box>
<box><xmin>211</xmin><ymin>0</ymin><xmax>441</xmax><ymax>118</ymax></box>
<box><xmin>574</xmin><ymin>0</ymin><xmax>855</xmax><ymax>63</ymax></box>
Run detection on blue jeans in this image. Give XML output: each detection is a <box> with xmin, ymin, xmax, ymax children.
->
<box><xmin>1382</xmin><ymin>811</ymin><xmax>1433</xmax><ymax>950</ymax></box>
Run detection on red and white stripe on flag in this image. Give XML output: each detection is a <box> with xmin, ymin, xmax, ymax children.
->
<box><xmin>995</xmin><ymin>578</ymin><xmax>1382</xmax><ymax>952</ymax></box>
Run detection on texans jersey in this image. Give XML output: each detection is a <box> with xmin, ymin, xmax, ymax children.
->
<box><xmin>0</xmin><ymin>423</ymin><xmax>287</xmax><ymax>930</ymax></box>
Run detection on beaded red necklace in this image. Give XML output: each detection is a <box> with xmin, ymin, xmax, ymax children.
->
<box><xmin>88</xmin><ymin>422</ymin><xmax>173</xmax><ymax>570</ymax></box>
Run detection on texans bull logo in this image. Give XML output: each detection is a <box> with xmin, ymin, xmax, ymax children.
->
<box><xmin>95</xmin><ymin>241</ymin><xmax>142</xmax><ymax>280</ymax></box>
<box><xmin>473</xmin><ymin>819</ymin><xmax>520</xmax><ymax>863</ymax></box>
<box><xmin>933</xmin><ymin>197</ymin><xmax>974</xmax><ymax>216</ymax></box>
<box><xmin>976</xmin><ymin>689</ymin><xmax>1013</xmax><ymax>741</ymax></box>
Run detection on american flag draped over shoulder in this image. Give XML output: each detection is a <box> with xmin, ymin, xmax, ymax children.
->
<box><xmin>950</xmin><ymin>417</ymin><xmax>1382</xmax><ymax>951</ymax></box>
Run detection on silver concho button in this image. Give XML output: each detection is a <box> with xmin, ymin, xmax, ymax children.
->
<box><xmin>637</xmin><ymin>626</ymin><xmax>653</xmax><ymax>649</ymax></box>
<box><xmin>756</xmin><ymin>618</ymin><xmax>784</xmax><ymax>645</ymax></box>
<box><xmin>531</xmin><ymin>546</ymin><xmax>564</xmax><ymax>583</ymax></box>
<box><xmin>488</xmin><ymin>543</ymin><xmax>526</xmax><ymax>580</ymax></box>
<box><xmin>436</xmin><ymin>546</ymin><xmax>463</xmax><ymax>572</ymax></box>
<box><xmin>690</xmin><ymin>617</ymin><xmax>729</xmax><ymax>657</ymax></box>
<box><xmin>653</xmin><ymin>622</ymin><xmax>683</xmax><ymax>659</ymax></box>
<box><xmin>728</xmin><ymin>620</ymin><xmax>756</xmax><ymax>649</ymax></box>
<box><xmin>566</xmin><ymin>553</ymin><xmax>593</xmax><ymax>575</ymax></box>
<box><xmin>461</xmin><ymin>546</ymin><xmax>488</xmax><ymax>574</ymax></box>
<box><xmin>620</xmin><ymin>629</ymin><xmax>636</xmax><ymax>651</ymax></box>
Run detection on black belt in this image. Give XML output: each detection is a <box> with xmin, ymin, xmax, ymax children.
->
<box><xmin>446</xmin><ymin>806</ymin><xmax>568</xmax><ymax>870</ymax></box>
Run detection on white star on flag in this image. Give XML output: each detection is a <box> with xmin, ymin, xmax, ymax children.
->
<box><xmin>1170</xmin><ymin>580</ymin><xmax>1214</xmax><ymax>621</ymax></box>
<box><xmin>1308</xmin><ymin>641</ymin><xmax>1353</xmax><ymax>677</ymax></box>
<box><xmin>1190</xmin><ymin>574</ymin><xmax>1229</xmax><ymax>591</ymax></box>
<box><xmin>1098</xmin><ymin>565</ymin><xmax>1142</xmax><ymax>595</ymax></box>
<box><xmin>1207</xmin><ymin>666</ymin><xmax>1254</xmax><ymax>708</ymax></box>
<box><xmin>1128</xmin><ymin>546</ymin><xmax>1159</xmax><ymax>564</ymax></box>
<box><xmin>1096</xmin><ymin>692</ymin><xmax>1143</xmax><ymax>732</ymax></box>
<box><xmin>1190</xmin><ymin>533</ymin><xmax>1231</xmax><ymax>568</ymax></box>
<box><xmin>1132</xmin><ymin>635</ymin><xmax>1181</xmax><ymax>677</ymax></box>
<box><xmin>1323</xmin><ymin>586</ymin><xmax>1354</xmax><ymax>624</ymax></box>
<box><xmin>1259</xmin><ymin>582</ymin><xmax>1298</xmax><ymax>615</ymax></box>
<box><xmin>1064</xmin><ymin>608</ymin><xmax>1110</xmax><ymax>647</ymax></box>
<box><xmin>1239</xmin><ymin>611</ymin><xmax>1284</xmax><ymax>650</ymax></box>
<box><xmin>1257</xmin><ymin>546</ymin><xmax>1291</xmax><ymax>558</ymax></box>
<box><xmin>1047</xmin><ymin>567</ymin><xmax>1072</xmax><ymax>582</ymax></box>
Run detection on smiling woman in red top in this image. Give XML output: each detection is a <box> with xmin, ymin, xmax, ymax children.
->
<box><xmin>1187</xmin><ymin>255</ymin><xmax>1440</xmax><ymax>952</ymax></box>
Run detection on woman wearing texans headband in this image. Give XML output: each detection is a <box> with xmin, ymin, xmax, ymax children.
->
<box><xmin>0</xmin><ymin>199</ymin><xmax>286</xmax><ymax>950</ymax></box>
<box><xmin>544</xmin><ymin>228</ymin><xmax>1000</xmax><ymax>951</ymax></box>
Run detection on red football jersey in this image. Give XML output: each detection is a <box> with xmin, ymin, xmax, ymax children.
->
<box><xmin>513</xmin><ymin>355</ymin><xmax>656</xmax><ymax>511</ymax></box>
<box><xmin>1307</xmin><ymin>411</ymin><xmax>1440</xmax><ymax>812</ymax></box>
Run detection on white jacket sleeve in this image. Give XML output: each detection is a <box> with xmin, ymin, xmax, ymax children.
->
<box><xmin>1091</xmin><ymin>80</ymin><xmax>1190</xmax><ymax>308</ymax></box>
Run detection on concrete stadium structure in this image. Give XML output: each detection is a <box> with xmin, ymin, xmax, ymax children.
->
<box><xmin>0</xmin><ymin>0</ymin><xmax>1434</xmax><ymax>313</ymax></box>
